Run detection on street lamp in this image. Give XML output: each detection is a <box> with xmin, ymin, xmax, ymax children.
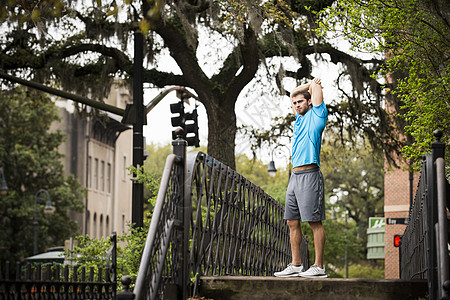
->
<box><xmin>267</xmin><ymin>145</ymin><xmax>291</xmax><ymax>179</ymax></box>
<box><xmin>0</xmin><ymin>167</ymin><xmax>8</xmax><ymax>195</ymax></box>
<box><xmin>267</xmin><ymin>161</ymin><xmax>277</xmax><ymax>177</ymax></box>
<box><xmin>34</xmin><ymin>189</ymin><xmax>55</xmax><ymax>255</ymax></box>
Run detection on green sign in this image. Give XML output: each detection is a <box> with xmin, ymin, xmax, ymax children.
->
<box><xmin>369</xmin><ymin>217</ymin><xmax>385</xmax><ymax>229</ymax></box>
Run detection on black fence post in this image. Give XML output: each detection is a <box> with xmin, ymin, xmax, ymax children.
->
<box><xmin>172</xmin><ymin>128</ymin><xmax>188</xmax><ymax>299</ymax></box>
<box><xmin>426</xmin><ymin>150</ymin><xmax>438</xmax><ymax>300</ymax></box>
<box><xmin>117</xmin><ymin>276</ymin><xmax>135</xmax><ymax>300</ymax></box>
<box><xmin>432</xmin><ymin>130</ymin><xmax>450</xmax><ymax>299</ymax></box>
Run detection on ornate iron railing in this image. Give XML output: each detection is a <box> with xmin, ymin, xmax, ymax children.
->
<box><xmin>399</xmin><ymin>130</ymin><xmax>449</xmax><ymax>300</ymax></box>
<box><xmin>0</xmin><ymin>233</ymin><xmax>117</xmax><ymax>300</ymax></box>
<box><xmin>133</xmin><ymin>137</ymin><xmax>309</xmax><ymax>300</ymax></box>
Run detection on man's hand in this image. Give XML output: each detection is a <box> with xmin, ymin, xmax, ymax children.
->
<box><xmin>309</xmin><ymin>78</ymin><xmax>322</xmax><ymax>94</ymax></box>
<box><xmin>309</xmin><ymin>78</ymin><xmax>324</xmax><ymax>106</ymax></box>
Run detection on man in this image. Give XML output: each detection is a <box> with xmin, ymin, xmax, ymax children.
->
<box><xmin>274</xmin><ymin>78</ymin><xmax>328</xmax><ymax>278</ymax></box>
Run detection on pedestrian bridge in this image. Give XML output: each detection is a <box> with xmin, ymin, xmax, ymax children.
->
<box><xmin>125</xmin><ymin>131</ymin><xmax>448</xmax><ymax>300</ymax></box>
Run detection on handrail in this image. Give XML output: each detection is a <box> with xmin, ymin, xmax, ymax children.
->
<box><xmin>134</xmin><ymin>154</ymin><xmax>178</xmax><ymax>300</ymax></box>
<box><xmin>436</xmin><ymin>156</ymin><xmax>449</xmax><ymax>298</ymax></box>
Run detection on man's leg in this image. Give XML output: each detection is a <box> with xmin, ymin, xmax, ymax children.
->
<box><xmin>274</xmin><ymin>219</ymin><xmax>304</xmax><ymax>277</ymax></box>
<box><xmin>287</xmin><ymin>219</ymin><xmax>302</xmax><ymax>265</ymax></box>
<box><xmin>308</xmin><ymin>221</ymin><xmax>326</xmax><ymax>268</ymax></box>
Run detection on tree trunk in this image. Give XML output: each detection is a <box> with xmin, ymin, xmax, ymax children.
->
<box><xmin>205</xmin><ymin>99</ymin><xmax>237</xmax><ymax>170</ymax></box>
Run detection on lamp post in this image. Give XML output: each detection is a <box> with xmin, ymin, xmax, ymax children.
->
<box><xmin>34</xmin><ymin>189</ymin><xmax>55</xmax><ymax>255</ymax></box>
<box><xmin>267</xmin><ymin>145</ymin><xmax>291</xmax><ymax>179</ymax></box>
<box><xmin>0</xmin><ymin>167</ymin><xmax>8</xmax><ymax>195</ymax></box>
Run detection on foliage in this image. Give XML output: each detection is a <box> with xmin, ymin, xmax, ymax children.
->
<box><xmin>128</xmin><ymin>164</ymin><xmax>160</xmax><ymax>220</ymax></box>
<box><xmin>143</xmin><ymin>143</ymin><xmax>172</xmax><ymax>178</ymax></box>
<box><xmin>317</xmin><ymin>0</ymin><xmax>450</xmax><ymax>170</ymax></box>
<box><xmin>0</xmin><ymin>0</ymin><xmax>391</xmax><ymax>169</ymax></box>
<box><xmin>235</xmin><ymin>152</ymin><xmax>291</xmax><ymax>204</ymax></box>
<box><xmin>0</xmin><ymin>87</ymin><xmax>85</xmax><ymax>262</ymax></box>
<box><xmin>67</xmin><ymin>223</ymin><xmax>148</xmax><ymax>290</ymax></box>
<box><xmin>344</xmin><ymin>261</ymin><xmax>385</xmax><ymax>279</ymax></box>
<box><xmin>321</xmin><ymin>133</ymin><xmax>384</xmax><ymax>253</ymax></box>
<box><xmin>65</xmin><ymin>144</ymin><xmax>168</xmax><ymax>289</ymax></box>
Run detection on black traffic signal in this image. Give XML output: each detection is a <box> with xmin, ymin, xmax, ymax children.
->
<box><xmin>170</xmin><ymin>100</ymin><xmax>200</xmax><ymax>147</ymax></box>
<box><xmin>184</xmin><ymin>108</ymin><xmax>200</xmax><ymax>147</ymax></box>
<box><xmin>393</xmin><ymin>234</ymin><xmax>402</xmax><ymax>247</ymax></box>
<box><xmin>170</xmin><ymin>101</ymin><xmax>184</xmax><ymax>127</ymax></box>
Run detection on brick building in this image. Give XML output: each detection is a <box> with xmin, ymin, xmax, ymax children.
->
<box><xmin>384</xmin><ymin>160</ymin><xmax>419</xmax><ymax>278</ymax></box>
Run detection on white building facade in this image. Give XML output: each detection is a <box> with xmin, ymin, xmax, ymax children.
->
<box><xmin>51</xmin><ymin>83</ymin><xmax>133</xmax><ymax>239</ymax></box>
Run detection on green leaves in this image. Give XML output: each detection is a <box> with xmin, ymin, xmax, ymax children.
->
<box><xmin>318</xmin><ymin>0</ymin><xmax>450</xmax><ymax>169</ymax></box>
<box><xmin>0</xmin><ymin>87</ymin><xmax>85</xmax><ymax>262</ymax></box>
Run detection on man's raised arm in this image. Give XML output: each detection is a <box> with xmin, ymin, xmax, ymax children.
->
<box><xmin>309</xmin><ymin>78</ymin><xmax>323</xmax><ymax>106</ymax></box>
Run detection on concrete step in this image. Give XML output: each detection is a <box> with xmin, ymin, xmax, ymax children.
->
<box><xmin>198</xmin><ymin>276</ymin><xmax>428</xmax><ymax>300</ymax></box>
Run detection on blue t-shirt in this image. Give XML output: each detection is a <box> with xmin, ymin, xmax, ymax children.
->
<box><xmin>291</xmin><ymin>102</ymin><xmax>328</xmax><ymax>168</ymax></box>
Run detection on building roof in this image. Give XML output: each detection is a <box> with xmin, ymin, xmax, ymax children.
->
<box><xmin>25</xmin><ymin>251</ymin><xmax>65</xmax><ymax>263</ymax></box>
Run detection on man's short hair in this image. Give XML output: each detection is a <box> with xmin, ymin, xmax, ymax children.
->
<box><xmin>290</xmin><ymin>86</ymin><xmax>311</xmax><ymax>101</ymax></box>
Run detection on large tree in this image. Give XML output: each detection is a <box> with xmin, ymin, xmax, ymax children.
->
<box><xmin>0</xmin><ymin>0</ymin><xmax>392</xmax><ymax>169</ymax></box>
<box><xmin>0</xmin><ymin>87</ymin><xmax>85</xmax><ymax>262</ymax></box>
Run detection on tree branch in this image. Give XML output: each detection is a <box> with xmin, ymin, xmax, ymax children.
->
<box><xmin>226</xmin><ymin>25</ymin><xmax>260</xmax><ymax>101</ymax></box>
<box><xmin>154</xmin><ymin>19</ymin><xmax>211</xmax><ymax>94</ymax></box>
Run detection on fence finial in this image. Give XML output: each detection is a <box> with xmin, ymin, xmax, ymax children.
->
<box><xmin>117</xmin><ymin>276</ymin><xmax>135</xmax><ymax>300</ymax></box>
<box><xmin>432</xmin><ymin>129</ymin><xmax>445</xmax><ymax>160</ymax></box>
<box><xmin>434</xmin><ymin>129</ymin><xmax>443</xmax><ymax>142</ymax></box>
<box><xmin>174</xmin><ymin>127</ymin><xmax>185</xmax><ymax>140</ymax></box>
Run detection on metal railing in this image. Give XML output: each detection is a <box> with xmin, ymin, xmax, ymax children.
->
<box><xmin>399</xmin><ymin>130</ymin><xmax>449</xmax><ymax>300</ymax></box>
<box><xmin>0</xmin><ymin>233</ymin><xmax>117</xmax><ymax>300</ymax></box>
<box><xmin>133</xmin><ymin>135</ymin><xmax>308</xmax><ymax>300</ymax></box>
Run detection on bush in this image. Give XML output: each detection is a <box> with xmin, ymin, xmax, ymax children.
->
<box><xmin>341</xmin><ymin>262</ymin><xmax>385</xmax><ymax>279</ymax></box>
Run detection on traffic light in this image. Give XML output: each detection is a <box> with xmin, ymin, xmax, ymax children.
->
<box><xmin>170</xmin><ymin>101</ymin><xmax>185</xmax><ymax>127</ymax></box>
<box><xmin>170</xmin><ymin>100</ymin><xmax>200</xmax><ymax>147</ymax></box>
<box><xmin>184</xmin><ymin>108</ymin><xmax>200</xmax><ymax>147</ymax></box>
<box><xmin>393</xmin><ymin>234</ymin><xmax>402</xmax><ymax>247</ymax></box>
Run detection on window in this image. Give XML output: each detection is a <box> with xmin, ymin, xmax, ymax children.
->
<box><xmin>123</xmin><ymin>156</ymin><xmax>127</xmax><ymax>180</ymax></box>
<box><xmin>107</xmin><ymin>163</ymin><xmax>111</xmax><ymax>193</ymax></box>
<box><xmin>94</xmin><ymin>158</ymin><xmax>99</xmax><ymax>190</ymax></box>
<box><xmin>100</xmin><ymin>160</ymin><xmax>105</xmax><ymax>191</ymax></box>
<box><xmin>85</xmin><ymin>210</ymin><xmax>90</xmax><ymax>236</ymax></box>
<box><xmin>122</xmin><ymin>214</ymin><xmax>126</xmax><ymax>234</ymax></box>
<box><xmin>93</xmin><ymin>213</ymin><xmax>97</xmax><ymax>238</ymax></box>
<box><xmin>99</xmin><ymin>214</ymin><xmax>103</xmax><ymax>238</ymax></box>
<box><xmin>106</xmin><ymin>215</ymin><xmax>109</xmax><ymax>237</ymax></box>
<box><xmin>87</xmin><ymin>156</ymin><xmax>92</xmax><ymax>188</ymax></box>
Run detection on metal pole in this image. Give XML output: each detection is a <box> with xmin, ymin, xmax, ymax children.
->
<box><xmin>426</xmin><ymin>153</ymin><xmax>437</xmax><ymax>300</ymax></box>
<box><xmin>436</xmin><ymin>156</ymin><xmax>449</xmax><ymax>299</ymax></box>
<box><xmin>432</xmin><ymin>130</ymin><xmax>449</xmax><ymax>299</ymax></box>
<box><xmin>33</xmin><ymin>195</ymin><xmax>39</xmax><ymax>255</ymax></box>
<box><xmin>33</xmin><ymin>189</ymin><xmax>50</xmax><ymax>255</ymax></box>
<box><xmin>132</xmin><ymin>30</ymin><xmax>145</xmax><ymax>229</ymax></box>
<box><xmin>345</xmin><ymin>212</ymin><xmax>348</xmax><ymax>278</ymax></box>
<box><xmin>172</xmin><ymin>128</ymin><xmax>187</xmax><ymax>299</ymax></box>
<box><xmin>409</xmin><ymin>160</ymin><xmax>413</xmax><ymax>209</ymax></box>
<box><xmin>0</xmin><ymin>71</ymin><xmax>125</xmax><ymax>116</ymax></box>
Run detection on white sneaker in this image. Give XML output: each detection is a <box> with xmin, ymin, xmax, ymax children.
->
<box><xmin>299</xmin><ymin>264</ymin><xmax>327</xmax><ymax>278</ymax></box>
<box><xmin>274</xmin><ymin>263</ymin><xmax>304</xmax><ymax>277</ymax></box>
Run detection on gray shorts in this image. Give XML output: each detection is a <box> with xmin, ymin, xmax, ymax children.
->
<box><xmin>284</xmin><ymin>168</ymin><xmax>325</xmax><ymax>222</ymax></box>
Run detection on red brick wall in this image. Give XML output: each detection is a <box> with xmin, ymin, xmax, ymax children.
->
<box><xmin>384</xmin><ymin>160</ymin><xmax>419</xmax><ymax>279</ymax></box>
